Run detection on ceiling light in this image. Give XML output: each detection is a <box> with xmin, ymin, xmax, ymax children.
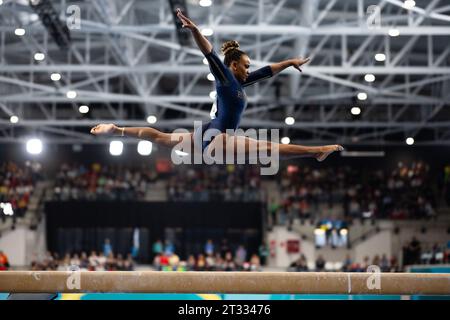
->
<box><xmin>357</xmin><ymin>92</ymin><xmax>368</xmax><ymax>100</ymax></box>
<box><xmin>374</xmin><ymin>53</ymin><xmax>386</xmax><ymax>62</ymax></box>
<box><xmin>146</xmin><ymin>115</ymin><xmax>157</xmax><ymax>124</ymax></box>
<box><xmin>78</xmin><ymin>105</ymin><xmax>89</xmax><ymax>114</ymax></box>
<box><xmin>281</xmin><ymin>137</ymin><xmax>290</xmax><ymax>144</ymax></box>
<box><xmin>364</xmin><ymin>74</ymin><xmax>376</xmax><ymax>82</ymax></box>
<box><xmin>389</xmin><ymin>29</ymin><xmax>400</xmax><ymax>37</ymax></box>
<box><xmin>51</xmin><ymin>73</ymin><xmax>61</xmax><ymax>81</ymax></box>
<box><xmin>66</xmin><ymin>90</ymin><xmax>77</xmax><ymax>99</ymax></box>
<box><xmin>15</xmin><ymin>28</ymin><xmax>25</xmax><ymax>36</ymax></box>
<box><xmin>285</xmin><ymin>116</ymin><xmax>295</xmax><ymax>125</ymax></box>
<box><xmin>351</xmin><ymin>107</ymin><xmax>361</xmax><ymax>115</ymax></box>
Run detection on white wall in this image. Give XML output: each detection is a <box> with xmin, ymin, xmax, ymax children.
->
<box><xmin>267</xmin><ymin>226</ymin><xmax>315</xmax><ymax>268</ymax></box>
<box><xmin>0</xmin><ymin>227</ymin><xmax>28</xmax><ymax>266</ymax></box>
<box><xmin>0</xmin><ymin>220</ymin><xmax>47</xmax><ymax>267</ymax></box>
<box><xmin>27</xmin><ymin>216</ymin><xmax>47</xmax><ymax>266</ymax></box>
<box><xmin>354</xmin><ymin>230</ymin><xmax>391</xmax><ymax>264</ymax></box>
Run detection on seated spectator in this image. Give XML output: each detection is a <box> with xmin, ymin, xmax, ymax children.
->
<box><xmin>124</xmin><ymin>254</ymin><xmax>135</xmax><ymax>271</ymax></box>
<box><xmin>80</xmin><ymin>252</ymin><xmax>89</xmax><ymax>270</ymax></box>
<box><xmin>249</xmin><ymin>254</ymin><xmax>261</xmax><ymax>271</ymax></box>
<box><xmin>223</xmin><ymin>251</ymin><xmax>236</xmax><ymax>271</ymax></box>
<box><xmin>70</xmin><ymin>253</ymin><xmax>81</xmax><ymax>267</ymax></box>
<box><xmin>59</xmin><ymin>253</ymin><xmax>71</xmax><ymax>270</ymax></box>
<box><xmin>97</xmin><ymin>252</ymin><xmax>107</xmax><ymax>271</ymax></box>
<box><xmin>168</xmin><ymin>252</ymin><xmax>180</xmax><ymax>269</ymax></box>
<box><xmin>444</xmin><ymin>243</ymin><xmax>450</xmax><ymax>264</ymax></box>
<box><xmin>42</xmin><ymin>251</ymin><xmax>55</xmax><ymax>270</ymax></box>
<box><xmin>105</xmin><ymin>252</ymin><xmax>117</xmax><ymax>271</ymax></box>
<box><xmin>431</xmin><ymin>243</ymin><xmax>444</xmax><ymax>264</ymax></box>
<box><xmin>235</xmin><ymin>245</ymin><xmax>247</xmax><ymax>268</ymax></box>
<box><xmin>342</xmin><ymin>254</ymin><xmax>352</xmax><ymax>272</ymax></box>
<box><xmin>186</xmin><ymin>254</ymin><xmax>196</xmax><ymax>271</ymax></box>
<box><xmin>372</xmin><ymin>255</ymin><xmax>380</xmax><ymax>267</ymax></box>
<box><xmin>159</xmin><ymin>253</ymin><xmax>169</xmax><ymax>269</ymax></box>
<box><xmin>315</xmin><ymin>255</ymin><xmax>326</xmax><ymax>271</ymax></box>
<box><xmin>289</xmin><ymin>255</ymin><xmax>308</xmax><ymax>272</ymax></box>
<box><xmin>215</xmin><ymin>253</ymin><xmax>224</xmax><ymax>271</ymax></box>
<box><xmin>88</xmin><ymin>251</ymin><xmax>99</xmax><ymax>270</ymax></box>
<box><xmin>360</xmin><ymin>256</ymin><xmax>370</xmax><ymax>271</ymax></box>
<box><xmin>196</xmin><ymin>254</ymin><xmax>206</xmax><ymax>271</ymax></box>
<box><xmin>205</xmin><ymin>253</ymin><xmax>216</xmax><ymax>271</ymax></box>
<box><xmin>348</xmin><ymin>263</ymin><xmax>362</xmax><ymax>272</ymax></box>
<box><xmin>153</xmin><ymin>253</ymin><xmax>162</xmax><ymax>270</ymax></box>
<box><xmin>390</xmin><ymin>255</ymin><xmax>400</xmax><ymax>272</ymax></box>
<box><xmin>0</xmin><ymin>250</ymin><xmax>10</xmax><ymax>270</ymax></box>
<box><xmin>380</xmin><ymin>254</ymin><xmax>390</xmax><ymax>272</ymax></box>
<box><xmin>258</xmin><ymin>242</ymin><xmax>269</xmax><ymax>266</ymax></box>
<box><xmin>116</xmin><ymin>254</ymin><xmax>124</xmax><ymax>271</ymax></box>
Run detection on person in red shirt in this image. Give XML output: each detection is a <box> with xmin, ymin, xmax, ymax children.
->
<box><xmin>0</xmin><ymin>250</ymin><xmax>10</xmax><ymax>270</ymax></box>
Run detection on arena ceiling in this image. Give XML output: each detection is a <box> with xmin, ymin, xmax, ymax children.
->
<box><xmin>0</xmin><ymin>0</ymin><xmax>450</xmax><ymax>146</ymax></box>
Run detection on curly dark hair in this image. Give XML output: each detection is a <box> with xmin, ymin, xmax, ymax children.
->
<box><xmin>221</xmin><ymin>40</ymin><xmax>247</xmax><ymax>67</ymax></box>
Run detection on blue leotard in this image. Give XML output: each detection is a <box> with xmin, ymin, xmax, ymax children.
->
<box><xmin>194</xmin><ymin>49</ymin><xmax>273</xmax><ymax>151</ymax></box>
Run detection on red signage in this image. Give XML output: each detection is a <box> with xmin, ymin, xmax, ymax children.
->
<box><xmin>287</xmin><ymin>240</ymin><xmax>300</xmax><ymax>253</ymax></box>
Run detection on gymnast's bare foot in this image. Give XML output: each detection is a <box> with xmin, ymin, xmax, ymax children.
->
<box><xmin>315</xmin><ymin>145</ymin><xmax>344</xmax><ymax>162</ymax></box>
<box><xmin>90</xmin><ymin>123</ymin><xmax>118</xmax><ymax>136</ymax></box>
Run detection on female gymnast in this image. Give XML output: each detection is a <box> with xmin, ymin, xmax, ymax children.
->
<box><xmin>90</xmin><ymin>9</ymin><xmax>343</xmax><ymax>162</ymax></box>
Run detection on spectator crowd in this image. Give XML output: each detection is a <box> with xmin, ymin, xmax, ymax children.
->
<box><xmin>151</xmin><ymin>239</ymin><xmax>266</xmax><ymax>272</ymax></box>
<box><xmin>0</xmin><ymin>161</ymin><xmax>42</xmax><ymax>218</ymax></box>
<box><xmin>50</xmin><ymin>163</ymin><xmax>263</xmax><ymax>202</ymax></box>
<box><xmin>3</xmin><ymin>237</ymin><xmax>449</xmax><ymax>272</ymax></box>
<box><xmin>403</xmin><ymin>237</ymin><xmax>450</xmax><ymax>266</ymax></box>
<box><xmin>166</xmin><ymin>165</ymin><xmax>263</xmax><ymax>202</ymax></box>
<box><xmin>271</xmin><ymin>161</ymin><xmax>437</xmax><ymax>224</ymax></box>
<box><xmin>0</xmin><ymin>159</ymin><xmax>436</xmax><ymax>226</ymax></box>
<box><xmin>30</xmin><ymin>250</ymin><xmax>135</xmax><ymax>271</ymax></box>
<box><xmin>288</xmin><ymin>253</ymin><xmax>401</xmax><ymax>272</ymax></box>
<box><xmin>288</xmin><ymin>238</ymin><xmax>450</xmax><ymax>273</ymax></box>
<box><xmin>52</xmin><ymin>163</ymin><xmax>158</xmax><ymax>201</ymax></box>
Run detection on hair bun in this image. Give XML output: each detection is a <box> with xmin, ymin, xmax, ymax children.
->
<box><xmin>221</xmin><ymin>40</ymin><xmax>240</xmax><ymax>55</ymax></box>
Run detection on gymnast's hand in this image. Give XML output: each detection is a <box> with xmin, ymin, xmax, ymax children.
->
<box><xmin>90</xmin><ymin>123</ymin><xmax>118</xmax><ymax>136</ymax></box>
<box><xmin>291</xmin><ymin>57</ymin><xmax>311</xmax><ymax>72</ymax></box>
<box><xmin>176</xmin><ymin>8</ymin><xmax>197</xmax><ymax>30</ymax></box>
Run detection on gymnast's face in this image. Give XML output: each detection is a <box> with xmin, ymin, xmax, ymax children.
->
<box><xmin>231</xmin><ymin>54</ymin><xmax>250</xmax><ymax>83</ymax></box>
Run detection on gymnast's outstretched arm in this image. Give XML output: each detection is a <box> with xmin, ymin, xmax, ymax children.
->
<box><xmin>176</xmin><ymin>8</ymin><xmax>212</xmax><ymax>55</ymax></box>
<box><xmin>270</xmin><ymin>57</ymin><xmax>311</xmax><ymax>75</ymax></box>
<box><xmin>243</xmin><ymin>57</ymin><xmax>311</xmax><ymax>87</ymax></box>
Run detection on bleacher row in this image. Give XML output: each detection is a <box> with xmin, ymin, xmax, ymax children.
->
<box><xmin>1</xmin><ymin>160</ymin><xmax>449</xmax><ymax>222</ymax></box>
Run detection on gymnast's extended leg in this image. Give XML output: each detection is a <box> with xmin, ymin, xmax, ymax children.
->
<box><xmin>90</xmin><ymin>123</ymin><xmax>192</xmax><ymax>148</ymax></box>
<box><xmin>207</xmin><ymin>133</ymin><xmax>344</xmax><ymax>162</ymax></box>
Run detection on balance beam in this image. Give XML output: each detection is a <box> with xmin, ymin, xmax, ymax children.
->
<box><xmin>1</xmin><ymin>271</ymin><xmax>450</xmax><ymax>295</ymax></box>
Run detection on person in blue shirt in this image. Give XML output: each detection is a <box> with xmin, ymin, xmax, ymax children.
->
<box><xmin>103</xmin><ymin>238</ymin><xmax>112</xmax><ymax>257</ymax></box>
<box><xmin>90</xmin><ymin>9</ymin><xmax>343</xmax><ymax>162</ymax></box>
<box><xmin>205</xmin><ymin>239</ymin><xmax>214</xmax><ymax>256</ymax></box>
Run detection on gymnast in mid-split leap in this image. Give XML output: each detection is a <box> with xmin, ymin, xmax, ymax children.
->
<box><xmin>90</xmin><ymin>9</ymin><xmax>343</xmax><ymax>162</ymax></box>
